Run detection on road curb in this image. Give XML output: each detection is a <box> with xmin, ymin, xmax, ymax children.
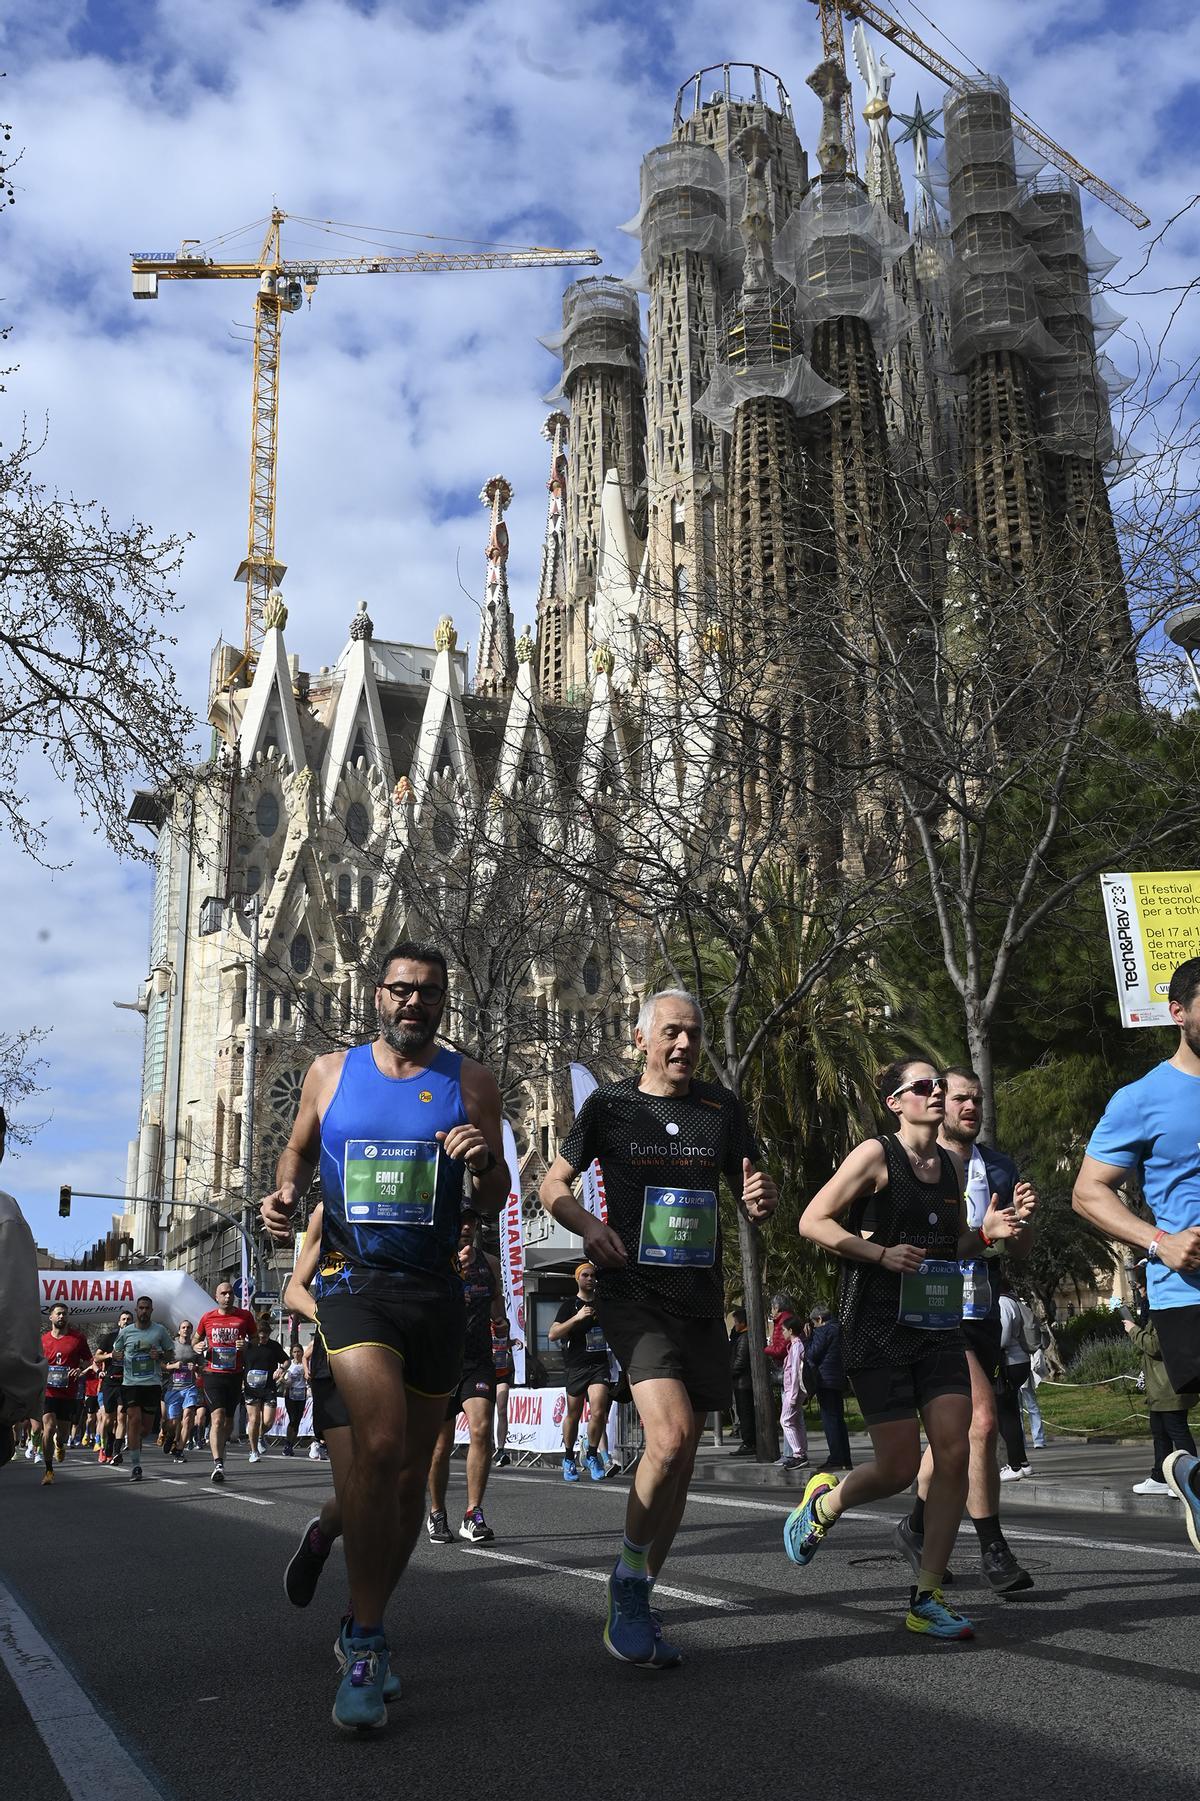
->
<box><xmin>690</xmin><ymin>1458</ymin><xmax>1183</xmax><ymax>1518</ymax></box>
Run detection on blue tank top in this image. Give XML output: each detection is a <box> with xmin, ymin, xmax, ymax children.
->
<box><xmin>318</xmin><ymin>1042</ymin><xmax>469</xmax><ymax>1278</ymax></box>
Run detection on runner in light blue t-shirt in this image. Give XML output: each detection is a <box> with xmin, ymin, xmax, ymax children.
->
<box><xmin>1074</xmin><ymin>955</ymin><xmax>1200</xmax><ymax>1553</ymax></box>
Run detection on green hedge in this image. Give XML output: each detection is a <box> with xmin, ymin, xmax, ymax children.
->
<box><xmin>1054</xmin><ymin>1306</ymin><xmax>1125</xmax><ymax>1365</ymax></box>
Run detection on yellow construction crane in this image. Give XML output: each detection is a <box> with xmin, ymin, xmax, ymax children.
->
<box><xmin>131</xmin><ymin>210</ymin><xmax>601</xmax><ymax>682</ymax></box>
<box><xmin>811</xmin><ymin>0</ymin><xmax>1149</xmax><ymax>229</ymax></box>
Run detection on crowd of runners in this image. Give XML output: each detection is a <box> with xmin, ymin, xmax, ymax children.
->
<box><xmin>5</xmin><ymin>941</ymin><xmax>1200</xmax><ymax>1735</ymax></box>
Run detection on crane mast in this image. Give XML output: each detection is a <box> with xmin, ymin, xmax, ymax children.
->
<box><xmin>131</xmin><ymin>209</ymin><xmax>601</xmax><ymax>682</ymax></box>
<box><xmin>809</xmin><ymin>0</ymin><xmax>1148</xmax><ymax>229</ymax></box>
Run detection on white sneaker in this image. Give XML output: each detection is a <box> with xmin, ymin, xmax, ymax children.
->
<box><xmin>248</xmin><ymin>1450</ymin><xmax>260</xmax><ymax>1465</ymax></box>
<box><xmin>999</xmin><ymin>1466</ymin><xmax>1025</xmax><ymax>1482</ymax></box>
<box><xmin>24</xmin><ymin>1444</ymin><xmax>34</xmax><ymax>1461</ymax></box>
<box><xmin>308</xmin><ymin>1443</ymin><xmax>322</xmax><ymax>1461</ymax></box>
<box><xmin>1132</xmin><ymin>1477</ymin><xmax>1171</xmax><ymax>1496</ymax></box>
<box><xmin>1020</xmin><ymin>1464</ymin><xmax>1034</xmax><ymax>1477</ymax></box>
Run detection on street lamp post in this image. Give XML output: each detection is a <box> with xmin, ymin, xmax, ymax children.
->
<box><xmin>64</xmin><ymin>1188</ymin><xmax>268</xmax><ymax>1297</ymax></box>
<box><xmin>1166</xmin><ymin>604</ymin><xmax>1200</xmax><ymax>704</ymax></box>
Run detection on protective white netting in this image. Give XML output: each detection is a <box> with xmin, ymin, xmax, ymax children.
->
<box><xmin>539</xmin><ymin>278</ymin><xmax>644</xmax><ymax>398</ymax></box>
<box><xmin>773</xmin><ymin>177</ymin><xmax>910</xmax><ymax>345</ymax></box>
<box><xmin>693</xmin><ymin>356</ymin><xmax>844</xmax><ymax>430</ymax></box>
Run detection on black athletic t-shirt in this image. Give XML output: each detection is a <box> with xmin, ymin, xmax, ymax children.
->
<box><xmin>838</xmin><ymin>1134</ymin><xmax>964</xmax><ymax>1371</ymax></box>
<box><xmin>560</xmin><ymin>1077</ymin><xmax>758</xmax><ymax>1320</ymax></box>
<box><xmin>554</xmin><ymin>1299</ymin><xmax>611</xmax><ymax>1373</ymax></box>
<box><xmin>242</xmin><ymin>1339</ymin><xmax>286</xmax><ymax>1395</ymax></box>
<box><xmin>97</xmin><ymin>1329</ymin><xmax>122</xmax><ymax>1384</ymax></box>
<box><xmin>461</xmin><ymin>1248</ymin><xmax>497</xmax><ymax>1364</ymax></box>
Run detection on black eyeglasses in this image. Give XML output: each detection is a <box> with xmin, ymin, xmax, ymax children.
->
<box><xmin>891</xmin><ymin>1076</ymin><xmax>948</xmax><ymax>1100</ymax></box>
<box><xmin>380</xmin><ymin>979</ymin><xmax>446</xmax><ymax>1006</ymax></box>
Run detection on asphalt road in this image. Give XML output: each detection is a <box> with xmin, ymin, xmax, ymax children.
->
<box><xmin>3</xmin><ymin>1442</ymin><xmax>1199</xmax><ymax>1800</ymax></box>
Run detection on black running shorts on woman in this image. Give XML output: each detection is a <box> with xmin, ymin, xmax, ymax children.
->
<box><xmin>837</xmin><ymin>1134</ymin><xmax>970</xmax><ymax>1427</ymax></box>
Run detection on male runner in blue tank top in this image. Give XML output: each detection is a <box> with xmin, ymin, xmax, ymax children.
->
<box><xmin>260</xmin><ymin>941</ymin><xmax>507</xmax><ymax>1733</ymax></box>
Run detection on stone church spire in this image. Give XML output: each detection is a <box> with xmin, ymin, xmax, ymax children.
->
<box><xmin>475</xmin><ymin>475</ymin><xmax>517</xmax><ymax>697</ymax></box>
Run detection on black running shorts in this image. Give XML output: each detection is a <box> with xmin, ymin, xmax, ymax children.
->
<box><xmin>316</xmin><ymin>1268</ymin><xmax>465</xmax><ymax>1398</ymax></box>
<box><xmin>308</xmin><ymin>1334</ymin><xmax>348</xmax><ymax>1436</ymax></box>
<box><xmin>100</xmin><ymin>1383</ymin><xmax>123</xmax><ymax>1413</ymax></box>
<box><xmin>201</xmin><ymin>1372</ymin><xmax>243</xmax><ymax>1415</ymax></box>
<box><xmin>596</xmin><ymin>1300</ymin><xmax>731</xmax><ymax>1413</ymax></box>
<box><xmin>961</xmin><ymin>1316</ymin><xmax>1003</xmax><ymax>1384</ymax></box>
<box><xmin>849</xmin><ymin>1339</ymin><xmax>972</xmax><ymax>1427</ymax></box>
<box><xmin>564</xmin><ymin>1359</ymin><xmax>613</xmax><ymax>1400</ymax></box>
<box><xmin>1152</xmin><ymin>1305</ymin><xmax>1200</xmax><ymax>1395</ymax></box>
<box><xmin>120</xmin><ymin>1384</ymin><xmax>162</xmax><ymax>1415</ymax></box>
<box><xmin>43</xmin><ymin>1395</ymin><xmax>77</xmax><ymax>1422</ymax></box>
<box><xmin>446</xmin><ymin>1363</ymin><xmax>497</xmax><ymax>1421</ymax></box>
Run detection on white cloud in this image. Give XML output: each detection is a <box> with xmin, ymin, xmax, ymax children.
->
<box><xmin>2</xmin><ymin>0</ymin><xmax>1196</xmax><ymax>1251</ymax></box>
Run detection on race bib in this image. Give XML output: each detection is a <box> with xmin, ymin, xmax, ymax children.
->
<box><xmin>638</xmin><ymin>1187</ymin><xmax>717</xmax><ymax>1268</ymax></box>
<box><xmin>344</xmin><ymin>1139</ymin><xmax>440</xmax><ymax>1226</ymax></box>
<box><xmin>245</xmin><ymin>1367</ymin><xmax>269</xmax><ymax>1391</ymax></box>
<box><xmin>126</xmin><ymin>1350</ymin><xmax>155</xmax><ymax>1383</ymax></box>
<box><xmin>47</xmin><ymin>1363</ymin><xmax>70</xmax><ymax>1390</ymax></box>
<box><xmin>491</xmin><ymin>1340</ymin><xmax>512</xmax><ymax>1373</ymax></box>
<box><xmin>171</xmin><ymin>1367</ymin><xmax>191</xmax><ymax>1388</ymax></box>
<box><xmin>585</xmin><ymin>1326</ymin><xmax>607</xmax><ymax>1355</ymax></box>
<box><xmin>898</xmin><ymin>1260</ymin><xmax>964</xmax><ymax>1330</ymax></box>
<box><xmin>960</xmin><ymin>1258</ymin><xmax>993</xmax><ymax>1322</ymax></box>
<box><xmin>286</xmin><ymin>1373</ymin><xmax>306</xmax><ymax>1398</ymax></box>
<box><xmin>211</xmin><ymin>1345</ymin><xmax>237</xmax><ymax>1373</ymax></box>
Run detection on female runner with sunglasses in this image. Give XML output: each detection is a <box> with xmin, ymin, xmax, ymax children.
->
<box><xmin>782</xmin><ymin>1058</ymin><xmax>1022</xmax><ymax>1639</ymax></box>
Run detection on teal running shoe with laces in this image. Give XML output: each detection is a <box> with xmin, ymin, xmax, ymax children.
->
<box><xmin>562</xmin><ymin>1455</ymin><xmax>580</xmax><ymax>1482</ymax></box>
<box><xmin>905</xmin><ymin>1588</ymin><xmax>975</xmax><ymax>1640</ymax></box>
<box><xmin>783</xmin><ymin>1470</ymin><xmax>839</xmax><ymax>1566</ymax></box>
<box><xmin>331</xmin><ymin>1627</ymin><xmax>389</xmax><ymax>1731</ymax></box>
<box><xmin>585</xmin><ymin>1449</ymin><xmax>606</xmax><ymax>1482</ymax></box>
<box><xmin>334</xmin><ymin>1619</ymin><xmax>401</xmax><ymax>1703</ymax></box>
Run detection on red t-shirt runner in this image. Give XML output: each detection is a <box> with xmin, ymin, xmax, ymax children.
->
<box><xmin>195</xmin><ymin>1308</ymin><xmax>257</xmax><ymax>1376</ymax></box>
<box><xmin>42</xmin><ymin>1330</ymin><xmax>91</xmax><ymax>1403</ymax></box>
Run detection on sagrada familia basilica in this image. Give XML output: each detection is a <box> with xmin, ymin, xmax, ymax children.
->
<box><xmin>121</xmin><ymin>48</ymin><xmax>1130</xmax><ymax>1285</ymax></box>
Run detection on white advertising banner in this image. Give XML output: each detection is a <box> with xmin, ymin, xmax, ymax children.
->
<box><xmin>499</xmin><ymin>1119</ymin><xmax>527</xmax><ymax>1385</ymax></box>
<box><xmin>453</xmin><ymin>1385</ymin><xmax>605</xmax><ymax>1452</ymax></box>
<box><xmin>1101</xmin><ymin>871</ymin><xmax>1200</xmax><ymax>1027</ymax></box>
<box><xmin>37</xmin><ymin>1269</ymin><xmax>215</xmax><ymax>1331</ymax></box>
<box><xmin>569</xmin><ymin>1062</ymin><xmax>608</xmax><ymax>1221</ymax></box>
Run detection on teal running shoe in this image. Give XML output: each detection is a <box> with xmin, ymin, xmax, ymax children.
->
<box><xmin>331</xmin><ymin>1628</ymin><xmax>389</xmax><ymax>1731</ymax></box>
<box><xmin>1163</xmin><ymin>1451</ymin><xmax>1200</xmax><ymax>1554</ymax></box>
<box><xmin>334</xmin><ymin>1620</ymin><xmax>400</xmax><ymax>1703</ymax></box>
<box><xmin>783</xmin><ymin>1470</ymin><xmax>839</xmax><ymax>1566</ymax></box>
<box><xmin>585</xmin><ymin>1450</ymin><xmax>606</xmax><ymax>1482</ymax></box>
<box><xmin>905</xmin><ymin>1589</ymin><xmax>975</xmax><ymax>1640</ymax></box>
<box><xmin>562</xmin><ymin>1455</ymin><xmax>580</xmax><ymax>1482</ymax></box>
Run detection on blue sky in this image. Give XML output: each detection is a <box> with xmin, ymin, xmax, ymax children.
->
<box><xmin>2</xmin><ymin>0</ymin><xmax>1198</xmax><ymax>1256</ymax></box>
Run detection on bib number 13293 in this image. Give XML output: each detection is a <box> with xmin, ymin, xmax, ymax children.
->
<box><xmin>638</xmin><ymin>1187</ymin><xmax>717</xmax><ymax>1267</ymax></box>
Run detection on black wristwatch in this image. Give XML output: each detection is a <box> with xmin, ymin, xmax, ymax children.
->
<box><xmin>470</xmin><ymin>1149</ymin><xmax>498</xmax><ymax>1177</ymax></box>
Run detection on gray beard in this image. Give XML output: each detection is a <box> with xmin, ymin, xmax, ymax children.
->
<box><xmin>382</xmin><ymin>1014</ymin><xmax>437</xmax><ymax>1055</ymax></box>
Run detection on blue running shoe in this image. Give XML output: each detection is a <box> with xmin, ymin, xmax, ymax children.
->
<box><xmin>334</xmin><ymin>1621</ymin><xmax>400</xmax><ymax>1703</ymax></box>
<box><xmin>905</xmin><ymin>1588</ymin><xmax>975</xmax><ymax>1640</ymax></box>
<box><xmin>604</xmin><ymin>1568</ymin><xmax>660</xmax><ymax>1666</ymax></box>
<box><xmin>331</xmin><ymin>1628</ymin><xmax>389</xmax><ymax>1731</ymax></box>
<box><xmin>1163</xmin><ymin>1451</ymin><xmax>1200</xmax><ymax>1554</ymax></box>
<box><xmin>585</xmin><ymin>1450</ymin><xmax>606</xmax><ymax>1482</ymax></box>
<box><xmin>783</xmin><ymin>1470</ymin><xmax>839</xmax><ymax>1567</ymax></box>
<box><xmin>562</xmin><ymin>1455</ymin><xmax>580</xmax><ymax>1483</ymax></box>
<box><xmin>648</xmin><ymin>1607</ymin><xmax>683</xmax><ymax>1668</ymax></box>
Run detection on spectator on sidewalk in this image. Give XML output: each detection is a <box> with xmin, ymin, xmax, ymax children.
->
<box><xmin>1125</xmin><ymin>1313</ymin><xmax>1198</xmax><ymax>1497</ymax></box>
<box><xmin>778</xmin><ymin>1315</ymin><xmax>809</xmax><ymax>1471</ymax></box>
<box><xmin>806</xmin><ymin>1303</ymin><xmax>853</xmax><ymax>1470</ymax></box>
<box><xmin>728</xmin><ymin>1307</ymin><xmax>755</xmax><ymax>1457</ymax></box>
<box><xmin>997</xmin><ymin>1278</ymin><xmax>1034</xmax><ymax>1480</ymax></box>
<box><xmin>765</xmin><ymin>1294</ymin><xmax>797</xmax><ymax>1388</ymax></box>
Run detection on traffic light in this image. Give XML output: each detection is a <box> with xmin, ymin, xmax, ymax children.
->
<box><xmin>58</xmin><ymin>1185</ymin><xmax>71</xmax><ymax>1218</ymax></box>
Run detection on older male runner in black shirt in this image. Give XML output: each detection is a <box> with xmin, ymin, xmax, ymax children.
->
<box><xmin>541</xmin><ymin>988</ymin><xmax>778</xmax><ymax>1668</ymax></box>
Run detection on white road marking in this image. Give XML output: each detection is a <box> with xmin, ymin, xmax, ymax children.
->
<box><xmin>0</xmin><ymin>1577</ymin><xmax>165</xmax><ymax>1799</ymax></box>
<box><xmin>208</xmin><ymin>1489</ymin><xmax>273</xmax><ymax>1507</ymax></box>
<box><xmin>497</xmin><ymin>1471</ymin><xmax>1200</xmax><ymax>1564</ymax></box>
<box><xmin>459</xmin><ymin>1546</ymin><xmax>744</xmax><ymax>1609</ymax></box>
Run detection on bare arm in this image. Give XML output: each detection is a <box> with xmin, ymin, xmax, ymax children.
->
<box><xmin>282</xmin><ymin>1203</ymin><xmax>324</xmax><ymax>1323</ymax></box>
<box><xmin>799</xmin><ymin>1140</ymin><xmax>929</xmax><ymax>1273</ymax></box>
<box><xmin>540</xmin><ymin>1155</ymin><xmax>629</xmax><ymax>1269</ymax></box>
<box><xmin>1073</xmin><ymin>1154</ymin><xmax>1200</xmax><ymax>1273</ymax></box>
<box><xmin>548</xmin><ymin>1302</ymin><xmax>592</xmax><ymax>1343</ymax></box>
<box><xmin>444</xmin><ymin>1059</ymin><xmax>509</xmax><ymax>1219</ymax></box>
<box><xmin>260</xmin><ymin>1056</ymin><xmax>342</xmax><ymax>1240</ymax></box>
